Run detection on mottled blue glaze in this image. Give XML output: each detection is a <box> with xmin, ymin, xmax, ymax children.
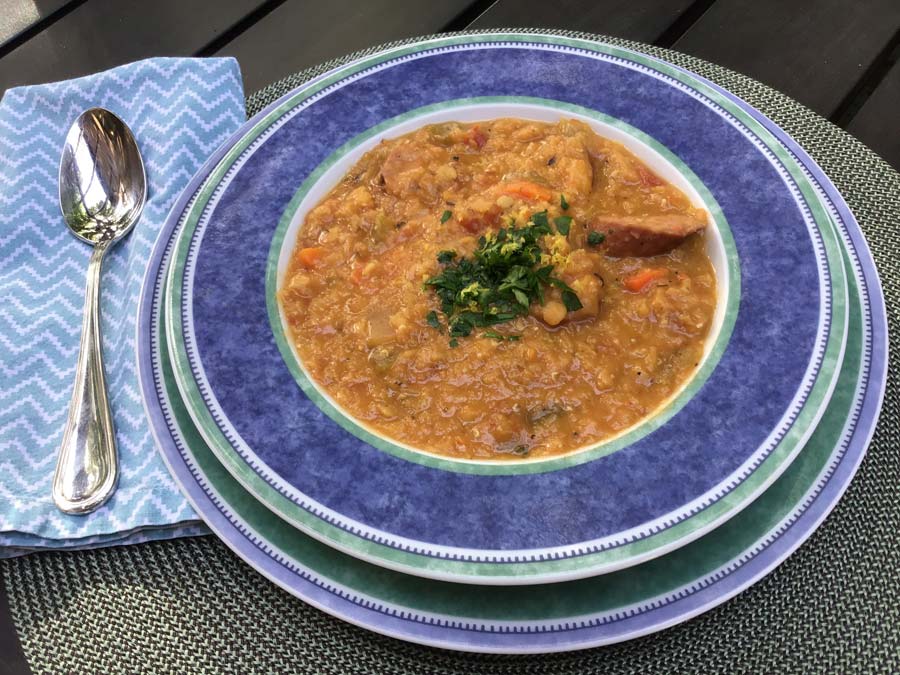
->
<box><xmin>189</xmin><ymin>46</ymin><xmax>822</xmax><ymax>549</ymax></box>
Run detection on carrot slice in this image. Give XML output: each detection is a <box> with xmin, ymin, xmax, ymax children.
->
<box><xmin>297</xmin><ymin>247</ymin><xmax>325</xmax><ymax>268</ymax></box>
<box><xmin>623</xmin><ymin>268</ymin><xmax>668</xmax><ymax>293</ymax></box>
<box><xmin>350</xmin><ymin>262</ymin><xmax>364</xmax><ymax>285</ymax></box>
<box><xmin>500</xmin><ymin>180</ymin><xmax>553</xmax><ymax>203</ymax></box>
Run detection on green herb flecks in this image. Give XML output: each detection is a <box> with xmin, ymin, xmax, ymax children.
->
<box><xmin>482</xmin><ymin>330</ymin><xmax>521</xmax><ymax>342</ymax></box>
<box><xmin>587</xmin><ymin>231</ymin><xmax>605</xmax><ymax>246</ymax></box>
<box><xmin>425</xmin><ymin>212</ymin><xmax>582</xmax><ymax>342</ymax></box>
<box><xmin>554</xmin><ymin>216</ymin><xmax>572</xmax><ymax>236</ymax></box>
<box><xmin>426</xmin><ymin>310</ymin><xmax>441</xmax><ymax>330</ymax></box>
<box><xmin>440</xmin><ymin>210</ymin><xmax>452</xmax><ymax>223</ymax></box>
<box><xmin>560</xmin><ymin>194</ymin><xmax>569</xmax><ymax>210</ymax></box>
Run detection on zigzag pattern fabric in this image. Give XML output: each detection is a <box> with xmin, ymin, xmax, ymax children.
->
<box><xmin>0</xmin><ymin>58</ymin><xmax>246</xmax><ymax>554</ymax></box>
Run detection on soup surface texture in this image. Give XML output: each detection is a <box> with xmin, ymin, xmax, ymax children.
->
<box><xmin>280</xmin><ymin>119</ymin><xmax>717</xmax><ymax>460</ymax></box>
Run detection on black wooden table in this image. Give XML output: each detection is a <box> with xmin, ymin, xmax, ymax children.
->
<box><xmin>1</xmin><ymin>2</ymin><xmax>898</xmax><ymax>672</ymax></box>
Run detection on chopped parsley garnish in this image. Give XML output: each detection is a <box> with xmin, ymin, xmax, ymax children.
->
<box><xmin>436</xmin><ymin>250</ymin><xmax>457</xmax><ymax>264</ymax></box>
<box><xmin>554</xmin><ymin>216</ymin><xmax>572</xmax><ymax>236</ymax></box>
<box><xmin>560</xmin><ymin>194</ymin><xmax>569</xmax><ymax>210</ymax></box>
<box><xmin>449</xmin><ymin>338</ymin><xmax>459</xmax><ymax>348</ymax></box>
<box><xmin>556</xmin><ymin>284</ymin><xmax>583</xmax><ymax>312</ymax></box>
<box><xmin>587</xmin><ymin>231</ymin><xmax>606</xmax><ymax>246</ymax></box>
<box><xmin>530</xmin><ymin>210</ymin><xmax>550</xmax><ymax>229</ymax></box>
<box><xmin>440</xmin><ymin>210</ymin><xmax>452</xmax><ymax>223</ymax></box>
<box><xmin>426</xmin><ymin>310</ymin><xmax>441</xmax><ymax>330</ymax></box>
<box><xmin>424</xmin><ymin>212</ymin><xmax>582</xmax><ymax>341</ymax></box>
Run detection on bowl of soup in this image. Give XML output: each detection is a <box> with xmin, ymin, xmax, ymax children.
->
<box><xmin>164</xmin><ymin>39</ymin><xmax>841</xmax><ymax>583</ymax></box>
<box><xmin>274</xmin><ymin>105</ymin><xmax>729</xmax><ymax>464</ymax></box>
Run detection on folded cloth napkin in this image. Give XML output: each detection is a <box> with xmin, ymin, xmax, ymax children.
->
<box><xmin>0</xmin><ymin>57</ymin><xmax>246</xmax><ymax>556</ymax></box>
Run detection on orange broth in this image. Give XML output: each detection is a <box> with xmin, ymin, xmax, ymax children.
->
<box><xmin>280</xmin><ymin>119</ymin><xmax>716</xmax><ymax>459</ymax></box>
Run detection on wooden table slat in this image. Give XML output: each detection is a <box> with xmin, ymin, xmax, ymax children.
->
<box><xmin>0</xmin><ymin>0</ymin><xmax>271</xmax><ymax>95</ymax></box>
<box><xmin>673</xmin><ymin>0</ymin><xmax>900</xmax><ymax>119</ymax></box>
<box><xmin>468</xmin><ymin>0</ymin><xmax>702</xmax><ymax>44</ymax></box>
<box><xmin>847</xmin><ymin>59</ymin><xmax>900</xmax><ymax>171</ymax></box>
<box><xmin>214</xmin><ymin>0</ymin><xmax>480</xmax><ymax>95</ymax></box>
<box><xmin>0</xmin><ymin>0</ymin><xmax>75</xmax><ymax>52</ymax></box>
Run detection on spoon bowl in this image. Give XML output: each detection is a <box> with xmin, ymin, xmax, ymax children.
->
<box><xmin>52</xmin><ymin>108</ymin><xmax>146</xmax><ymax>514</ymax></box>
<box><xmin>59</xmin><ymin>108</ymin><xmax>146</xmax><ymax>244</ymax></box>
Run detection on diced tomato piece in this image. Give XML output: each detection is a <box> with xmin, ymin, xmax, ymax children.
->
<box><xmin>457</xmin><ymin>204</ymin><xmax>501</xmax><ymax>233</ymax></box>
<box><xmin>464</xmin><ymin>125</ymin><xmax>488</xmax><ymax>149</ymax></box>
<box><xmin>636</xmin><ymin>164</ymin><xmax>663</xmax><ymax>187</ymax></box>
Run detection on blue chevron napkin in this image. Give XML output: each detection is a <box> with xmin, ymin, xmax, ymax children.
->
<box><xmin>0</xmin><ymin>58</ymin><xmax>246</xmax><ymax>557</ymax></box>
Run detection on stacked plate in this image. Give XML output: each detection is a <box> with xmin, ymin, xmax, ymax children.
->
<box><xmin>137</xmin><ymin>33</ymin><xmax>887</xmax><ymax>653</ymax></box>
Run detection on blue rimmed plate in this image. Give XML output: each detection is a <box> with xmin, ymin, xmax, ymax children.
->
<box><xmin>136</xmin><ymin>69</ymin><xmax>885</xmax><ymax>650</ymax></box>
<box><xmin>163</xmin><ymin>34</ymin><xmax>850</xmax><ymax>583</ymax></box>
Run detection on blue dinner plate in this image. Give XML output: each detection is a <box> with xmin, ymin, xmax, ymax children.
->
<box><xmin>163</xmin><ymin>34</ymin><xmax>849</xmax><ymax>583</ymax></box>
<box><xmin>136</xmin><ymin>34</ymin><xmax>885</xmax><ymax>652</ymax></box>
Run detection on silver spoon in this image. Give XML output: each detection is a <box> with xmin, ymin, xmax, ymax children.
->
<box><xmin>52</xmin><ymin>108</ymin><xmax>147</xmax><ymax>514</ymax></box>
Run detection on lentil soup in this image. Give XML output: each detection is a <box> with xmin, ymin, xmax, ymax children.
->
<box><xmin>279</xmin><ymin>118</ymin><xmax>718</xmax><ymax>460</ymax></box>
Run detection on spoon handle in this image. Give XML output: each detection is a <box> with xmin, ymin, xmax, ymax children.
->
<box><xmin>52</xmin><ymin>244</ymin><xmax>118</xmax><ymax>514</ymax></box>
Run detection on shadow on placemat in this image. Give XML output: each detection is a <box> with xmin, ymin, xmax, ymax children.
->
<box><xmin>4</xmin><ymin>30</ymin><xmax>899</xmax><ymax>674</ymax></box>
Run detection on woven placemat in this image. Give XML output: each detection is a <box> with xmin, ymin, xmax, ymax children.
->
<box><xmin>4</xmin><ymin>30</ymin><xmax>898</xmax><ymax>674</ymax></box>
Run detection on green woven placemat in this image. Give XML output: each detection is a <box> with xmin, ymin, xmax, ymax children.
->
<box><xmin>4</xmin><ymin>30</ymin><xmax>898</xmax><ymax>674</ymax></box>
